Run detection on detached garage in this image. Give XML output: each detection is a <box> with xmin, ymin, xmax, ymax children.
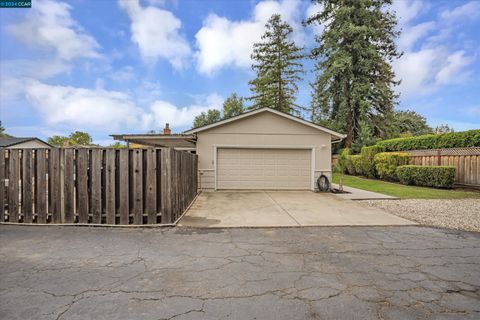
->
<box><xmin>184</xmin><ymin>108</ymin><xmax>345</xmax><ymax>191</ymax></box>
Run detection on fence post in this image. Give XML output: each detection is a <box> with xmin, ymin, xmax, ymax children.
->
<box><xmin>60</xmin><ymin>149</ymin><xmax>65</xmax><ymax>223</ymax></box>
<box><xmin>0</xmin><ymin>149</ymin><xmax>4</xmax><ymax>222</ymax></box>
<box><xmin>8</xmin><ymin>149</ymin><xmax>19</xmax><ymax>223</ymax></box>
<box><xmin>22</xmin><ymin>149</ymin><xmax>33</xmax><ymax>223</ymax></box>
<box><xmin>161</xmin><ymin>148</ymin><xmax>173</xmax><ymax>223</ymax></box>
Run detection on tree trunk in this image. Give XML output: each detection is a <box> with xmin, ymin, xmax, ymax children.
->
<box><xmin>345</xmin><ymin>81</ymin><xmax>353</xmax><ymax>148</ymax></box>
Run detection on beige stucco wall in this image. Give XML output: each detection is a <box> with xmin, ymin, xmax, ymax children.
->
<box><xmin>196</xmin><ymin>112</ymin><xmax>333</xmax><ymax>190</ymax></box>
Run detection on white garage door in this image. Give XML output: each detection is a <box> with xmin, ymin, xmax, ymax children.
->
<box><xmin>217</xmin><ymin>148</ymin><xmax>312</xmax><ymax>190</ymax></box>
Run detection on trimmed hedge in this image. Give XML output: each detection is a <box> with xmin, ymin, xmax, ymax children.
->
<box><xmin>346</xmin><ymin>155</ymin><xmax>362</xmax><ymax>175</ymax></box>
<box><xmin>359</xmin><ymin>145</ymin><xmax>385</xmax><ymax>178</ymax></box>
<box><xmin>396</xmin><ymin>165</ymin><xmax>456</xmax><ymax>188</ymax></box>
<box><xmin>374</xmin><ymin>152</ymin><xmax>410</xmax><ymax>180</ymax></box>
<box><xmin>376</xmin><ymin>129</ymin><xmax>480</xmax><ymax>151</ymax></box>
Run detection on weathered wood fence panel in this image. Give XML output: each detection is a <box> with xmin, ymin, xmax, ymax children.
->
<box><xmin>408</xmin><ymin>148</ymin><xmax>480</xmax><ymax>186</ymax></box>
<box><xmin>0</xmin><ymin>148</ymin><xmax>198</xmax><ymax>225</ymax></box>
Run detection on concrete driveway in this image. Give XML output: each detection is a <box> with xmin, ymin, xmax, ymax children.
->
<box><xmin>179</xmin><ymin>191</ymin><xmax>413</xmax><ymax>228</ymax></box>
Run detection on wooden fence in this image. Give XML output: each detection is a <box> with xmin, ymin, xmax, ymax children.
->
<box><xmin>332</xmin><ymin>147</ymin><xmax>480</xmax><ymax>186</ymax></box>
<box><xmin>408</xmin><ymin>148</ymin><xmax>480</xmax><ymax>186</ymax></box>
<box><xmin>0</xmin><ymin>148</ymin><xmax>198</xmax><ymax>225</ymax></box>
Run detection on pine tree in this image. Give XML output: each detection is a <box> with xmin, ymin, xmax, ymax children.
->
<box><xmin>306</xmin><ymin>0</ymin><xmax>401</xmax><ymax>147</ymax></box>
<box><xmin>249</xmin><ymin>14</ymin><xmax>304</xmax><ymax>114</ymax></box>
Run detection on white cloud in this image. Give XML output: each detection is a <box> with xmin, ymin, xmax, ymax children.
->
<box><xmin>394</xmin><ymin>49</ymin><xmax>437</xmax><ymax>96</ymax></box>
<box><xmin>25</xmin><ymin>80</ymin><xmax>142</xmax><ymax>131</ymax></box>
<box><xmin>391</xmin><ymin>0</ymin><xmax>425</xmax><ymax>28</ymax></box>
<box><xmin>0</xmin><ymin>58</ymin><xmax>71</xmax><ymax>102</ymax></box>
<box><xmin>393</xmin><ymin>0</ymin><xmax>476</xmax><ymax>97</ymax></box>
<box><xmin>143</xmin><ymin>93</ymin><xmax>223</xmax><ymax>129</ymax></box>
<box><xmin>118</xmin><ymin>0</ymin><xmax>191</xmax><ymax>69</ymax></box>
<box><xmin>395</xmin><ymin>49</ymin><xmax>474</xmax><ymax>97</ymax></box>
<box><xmin>305</xmin><ymin>2</ymin><xmax>325</xmax><ymax>35</ymax></box>
<box><xmin>397</xmin><ymin>21</ymin><xmax>435</xmax><ymax>50</ymax></box>
<box><xmin>8</xmin><ymin>0</ymin><xmax>100</xmax><ymax>61</ymax></box>
<box><xmin>435</xmin><ymin>51</ymin><xmax>473</xmax><ymax>85</ymax></box>
<box><xmin>440</xmin><ymin>1</ymin><xmax>480</xmax><ymax>22</ymax></box>
<box><xmin>109</xmin><ymin>66</ymin><xmax>136</xmax><ymax>82</ymax></box>
<box><xmin>23</xmin><ymin>80</ymin><xmax>222</xmax><ymax>132</ymax></box>
<box><xmin>195</xmin><ymin>0</ymin><xmax>303</xmax><ymax>75</ymax></box>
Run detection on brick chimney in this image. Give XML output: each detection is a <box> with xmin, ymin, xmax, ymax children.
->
<box><xmin>163</xmin><ymin>123</ymin><xmax>171</xmax><ymax>135</ymax></box>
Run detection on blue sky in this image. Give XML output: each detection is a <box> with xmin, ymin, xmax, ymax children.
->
<box><xmin>1</xmin><ymin>0</ymin><xmax>479</xmax><ymax>145</ymax></box>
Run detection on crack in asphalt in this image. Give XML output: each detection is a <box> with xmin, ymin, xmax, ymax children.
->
<box><xmin>0</xmin><ymin>225</ymin><xmax>479</xmax><ymax>319</ymax></box>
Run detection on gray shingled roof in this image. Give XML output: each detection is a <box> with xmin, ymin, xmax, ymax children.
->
<box><xmin>0</xmin><ymin>137</ymin><xmax>48</xmax><ymax>147</ymax></box>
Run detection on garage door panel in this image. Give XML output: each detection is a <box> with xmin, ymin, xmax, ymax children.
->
<box><xmin>217</xmin><ymin>148</ymin><xmax>311</xmax><ymax>190</ymax></box>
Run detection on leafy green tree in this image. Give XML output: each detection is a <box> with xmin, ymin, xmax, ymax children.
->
<box><xmin>335</xmin><ymin>148</ymin><xmax>350</xmax><ymax>192</ymax></box>
<box><xmin>47</xmin><ymin>135</ymin><xmax>69</xmax><ymax>147</ymax></box>
<box><xmin>69</xmin><ymin>131</ymin><xmax>92</xmax><ymax>145</ymax></box>
<box><xmin>389</xmin><ymin>110</ymin><xmax>433</xmax><ymax>137</ymax></box>
<box><xmin>435</xmin><ymin>124</ymin><xmax>454</xmax><ymax>134</ymax></box>
<box><xmin>192</xmin><ymin>93</ymin><xmax>246</xmax><ymax>128</ymax></box>
<box><xmin>223</xmin><ymin>93</ymin><xmax>245</xmax><ymax>119</ymax></box>
<box><xmin>47</xmin><ymin>131</ymin><xmax>92</xmax><ymax>147</ymax></box>
<box><xmin>0</xmin><ymin>121</ymin><xmax>11</xmax><ymax>138</ymax></box>
<box><xmin>249</xmin><ymin>14</ymin><xmax>304</xmax><ymax>114</ymax></box>
<box><xmin>193</xmin><ymin>109</ymin><xmax>222</xmax><ymax>128</ymax></box>
<box><xmin>351</xmin><ymin>120</ymin><xmax>377</xmax><ymax>153</ymax></box>
<box><xmin>109</xmin><ymin>142</ymin><xmax>127</xmax><ymax>149</ymax></box>
<box><xmin>306</xmin><ymin>0</ymin><xmax>401</xmax><ymax>147</ymax></box>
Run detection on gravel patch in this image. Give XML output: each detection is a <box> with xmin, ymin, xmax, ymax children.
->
<box><xmin>361</xmin><ymin>199</ymin><xmax>480</xmax><ymax>232</ymax></box>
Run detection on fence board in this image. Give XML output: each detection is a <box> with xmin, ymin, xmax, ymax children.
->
<box><xmin>2</xmin><ymin>147</ymin><xmax>198</xmax><ymax>225</ymax></box>
<box><xmin>8</xmin><ymin>150</ymin><xmax>19</xmax><ymax>222</ymax></box>
<box><xmin>145</xmin><ymin>149</ymin><xmax>157</xmax><ymax>224</ymax></box>
<box><xmin>22</xmin><ymin>149</ymin><xmax>34</xmax><ymax>223</ymax></box>
<box><xmin>36</xmin><ymin>150</ymin><xmax>47</xmax><ymax>223</ymax></box>
<box><xmin>77</xmin><ymin>149</ymin><xmax>89</xmax><ymax>223</ymax></box>
<box><xmin>118</xmin><ymin>149</ymin><xmax>129</xmax><ymax>224</ymax></box>
<box><xmin>0</xmin><ymin>150</ymin><xmax>4</xmax><ymax>222</ymax></box>
<box><xmin>91</xmin><ymin>149</ymin><xmax>102</xmax><ymax>224</ymax></box>
<box><xmin>105</xmin><ymin>149</ymin><xmax>116</xmax><ymax>224</ymax></box>
<box><xmin>161</xmin><ymin>148</ymin><xmax>173</xmax><ymax>223</ymax></box>
<box><xmin>132</xmin><ymin>150</ymin><xmax>143</xmax><ymax>225</ymax></box>
<box><xmin>51</xmin><ymin>149</ymin><xmax>63</xmax><ymax>223</ymax></box>
<box><xmin>64</xmin><ymin>149</ymin><xmax>75</xmax><ymax>223</ymax></box>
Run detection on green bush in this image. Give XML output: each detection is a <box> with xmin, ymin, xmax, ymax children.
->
<box><xmin>350</xmin><ymin>155</ymin><xmax>363</xmax><ymax>175</ymax></box>
<box><xmin>346</xmin><ymin>155</ymin><xmax>362</xmax><ymax>175</ymax></box>
<box><xmin>359</xmin><ymin>145</ymin><xmax>385</xmax><ymax>178</ymax></box>
<box><xmin>396</xmin><ymin>165</ymin><xmax>456</xmax><ymax>188</ymax></box>
<box><xmin>376</xmin><ymin>129</ymin><xmax>480</xmax><ymax>151</ymax></box>
<box><xmin>374</xmin><ymin>152</ymin><xmax>410</xmax><ymax>180</ymax></box>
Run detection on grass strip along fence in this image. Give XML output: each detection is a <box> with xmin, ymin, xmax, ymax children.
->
<box><xmin>0</xmin><ymin>148</ymin><xmax>198</xmax><ymax>225</ymax></box>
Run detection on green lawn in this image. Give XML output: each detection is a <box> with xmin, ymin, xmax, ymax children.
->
<box><xmin>332</xmin><ymin>174</ymin><xmax>480</xmax><ymax>199</ymax></box>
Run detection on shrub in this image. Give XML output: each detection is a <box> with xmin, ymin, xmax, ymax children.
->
<box><xmin>376</xmin><ymin>129</ymin><xmax>480</xmax><ymax>151</ymax></box>
<box><xmin>359</xmin><ymin>145</ymin><xmax>385</xmax><ymax>178</ymax></box>
<box><xmin>345</xmin><ymin>155</ymin><xmax>355</xmax><ymax>175</ymax></box>
<box><xmin>334</xmin><ymin>148</ymin><xmax>350</xmax><ymax>174</ymax></box>
<box><xmin>350</xmin><ymin>155</ymin><xmax>363</xmax><ymax>176</ymax></box>
<box><xmin>374</xmin><ymin>152</ymin><xmax>410</xmax><ymax>180</ymax></box>
<box><xmin>396</xmin><ymin>166</ymin><xmax>456</xmax><ymax>188</ymax></box>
